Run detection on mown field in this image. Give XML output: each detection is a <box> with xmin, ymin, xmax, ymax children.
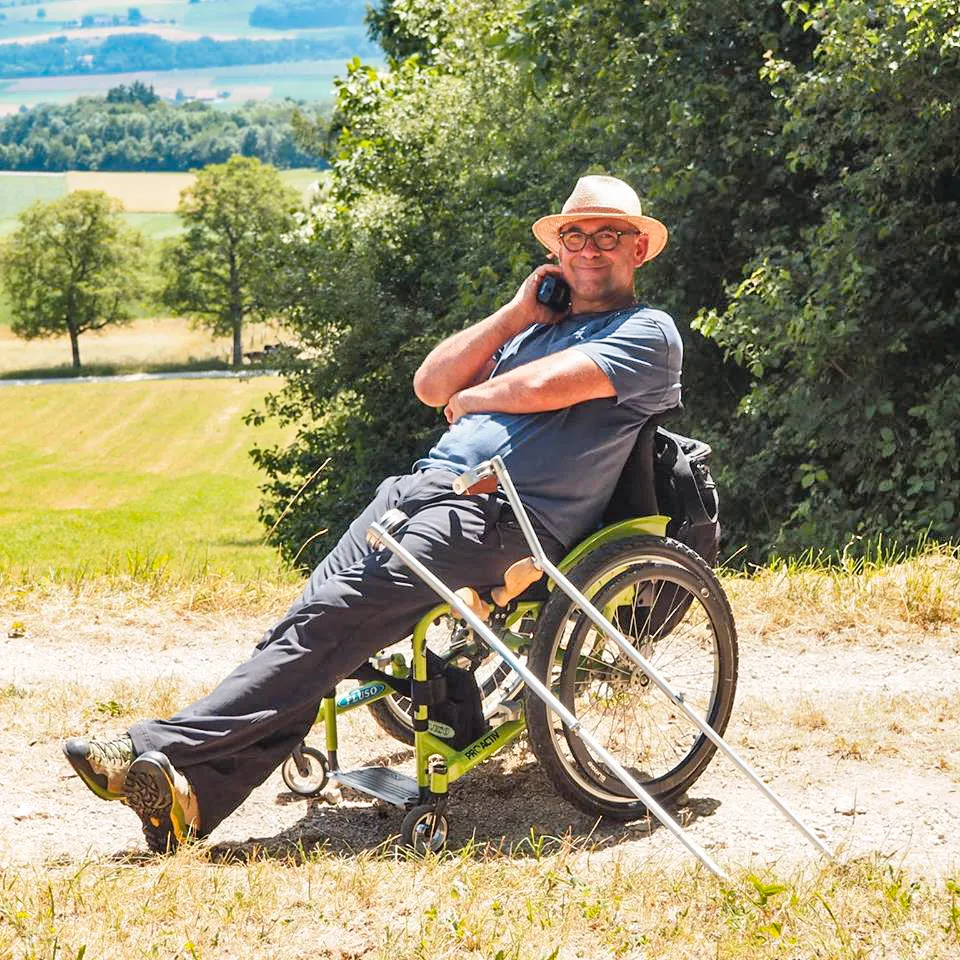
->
<box><xmin>0</xmin><ymin>376</ymin><xmax>296</xmax><ymax>579</ymax></box>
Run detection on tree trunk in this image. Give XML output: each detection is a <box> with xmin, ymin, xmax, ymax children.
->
<box><xmin>232</xmin><ymin>313</ymin><xmax>243</xmax><ymax>368</ymax></box>
<box><xmin>69</xmin><ymin>328</ymin><xmax>81</xmax><ymax>370</ymax></box>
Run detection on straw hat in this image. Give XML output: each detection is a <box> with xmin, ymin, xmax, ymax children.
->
<box><xmin>532</xmin><ymin>175</ymin><xmax>668</xmax><ymax>262</ymax></box>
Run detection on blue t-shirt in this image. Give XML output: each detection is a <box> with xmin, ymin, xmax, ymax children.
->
<box><xmin>414</xmin><ymin>306</ymin><xmax>683</xmax><ymax>548</ymax></box>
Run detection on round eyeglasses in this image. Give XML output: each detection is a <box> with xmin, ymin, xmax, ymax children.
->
<box><xmin>558</xmin><ymin>227</ymin><xmax>642</xmax><ymax>252</ymax></box>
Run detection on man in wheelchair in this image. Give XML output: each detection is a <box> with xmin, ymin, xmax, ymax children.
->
<box><xmin>63</xmin><ymin>174</ymin><xmax>684</xmax><ymax>853</ymax></box>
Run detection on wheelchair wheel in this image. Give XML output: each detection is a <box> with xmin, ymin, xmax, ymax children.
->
<box><xmin>281</xmin><ymin>745</ymin><xmax>329</xmax><ymax>797</ymax></box>
<box><xmin>525</xmin><ymin>535</ymin><xmax>737</xmax><ymax>820</ymax></box>
<box><xmin>400</xmin><ymin>804</ymin><xmax>449</xmax><ymax>854</ymax></box>
<box><xmin>368</xmin><ymin>614</ymin><xmax>526</xmax><ymax>745</ymax></box>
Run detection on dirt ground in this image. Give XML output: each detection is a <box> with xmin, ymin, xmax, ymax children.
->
<box><xmin>1</xmin><ymin>584</ymin><xmax>959</xmax><ymax>876</ymax></box>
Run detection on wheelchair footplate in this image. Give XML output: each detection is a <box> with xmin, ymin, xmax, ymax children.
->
<box><xmin>329</xmin><ymin>767</ymin><xmax>419</xmax><ymax>808</ymax></box>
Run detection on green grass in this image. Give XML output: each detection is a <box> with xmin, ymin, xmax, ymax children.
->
<box><xmin>121</xmin><ymin>210</ymin><xmax>184</xmax><ymax>239</ymax></box>
<box><xmin>0</xmin><ymin>377</ymin><xmax>294</xmax><ymax>579</ymax></box>
<box><xmin>0</xmin><ymin>172</ymin><xmax>67</xmax><ymax>227</ymax></box>
<box><xmin>0</xmin><ymin>358</ymin><xmax>233</xmax><ymax>379</ymax></box>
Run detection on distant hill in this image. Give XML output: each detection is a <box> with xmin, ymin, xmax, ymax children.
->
<box><xmin>0</xmin><ymin>33</ymin><xmax>376</xmax><ymax>80</ymax></box>
<box><xmin>249</xmin><ymin>0</ymin><xmax>369</xmax><ymax>30</ymax></box>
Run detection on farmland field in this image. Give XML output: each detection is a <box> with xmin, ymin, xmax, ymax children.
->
<box><xmin>0</xmin><ymin>377</ymin><xmax>294</xmax><ymax>578</ymax></box>
<box><xmin>0</xmin><ymin>168</ymin><xmax>325</xmax><ymax>238</ymax></box>
<box><xmin>66</xmin><ymin>170</ymin><xmax>196</xmax><ymax>211</ymax></box>
<box><xmin>0</xmin><ymin>313</ymin><xmax>278</xmax><ymax>366</ymax></box>
<box><xmin>0</xmin><ymin>57</ymin><xmax>361</xmax><ymax>112</ymax></box>
<box><xmin>0</xmin><ymin>172</ymin><xmax>67</xmax><ymax>223</ymax></box>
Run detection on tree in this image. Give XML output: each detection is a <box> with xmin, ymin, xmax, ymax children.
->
<box><xmin>693</xmin><ymin>0</ymin><xmax>960</xmax><ymax>556</ymax></box>
<box><xmin>161</xmin><ymin>156</ymin><xmax>300</xmax><ymax>366</ymax></box>
<box><xmin>0</xmin><ymin>191</ymin><xmax>145</xmax><ymax>370</ymax></box>
<box><xmin>251</xmin><ymin>0</ymin><xmax>812</xmax><ymax>567</ymax></box>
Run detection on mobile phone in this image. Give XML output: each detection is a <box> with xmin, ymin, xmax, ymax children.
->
<box><xmin>535</xmin><ymin>275</ymin><xmax>571</xmax><ymax>312</ymax></box>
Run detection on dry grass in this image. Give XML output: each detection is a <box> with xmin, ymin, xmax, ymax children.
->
<box><xmin>0</xmin><ymin>563</ymin><xmax>296</xmax><ymax>618</ymax></box>
<box><xmin>726</xmin><ymin>542</ymin><xmax>960</xmax><ymax>638</ymax></box>
<box><xmin>1</xmin><ymin>852</ymin><xmax>958</xmax><ymax>959</ymax></box>
<box><xmin>0</xmin><ymin>316</ymin><xmax>284</xmax><ymax>373</ymax></box>
<box><xmin>65</xmin><ymin>171</ymin><xmax>196</xmax><ymax>213</ymax></box>
<box><xmin>2</xmin><ymin>550</ymin><xmax>959</xmax><ymax>957</ymax></box>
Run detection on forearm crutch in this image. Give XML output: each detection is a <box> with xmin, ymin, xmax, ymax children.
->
<box><xmin>369</xmin><ymin>457</ymin><xmax>834</xmax><ymax>877</ymax></box>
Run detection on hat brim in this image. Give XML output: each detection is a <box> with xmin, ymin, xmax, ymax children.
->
<box><xmin>532</xmin><ymin>212</ymin><xmax>668</xmax><ymax>262</ymax></box>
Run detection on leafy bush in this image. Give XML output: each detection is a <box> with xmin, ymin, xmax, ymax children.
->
<box><xmin>694</xmin><ymin>0</ymin><xmax>960</xmax><ymax>557</ymax></box>
<box><xmin>255</xmin><ymin>0</ymin><xmax>960</xmax><ymax>566</ymax></box>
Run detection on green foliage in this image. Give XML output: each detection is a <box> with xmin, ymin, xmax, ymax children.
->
<box><xmin>0</xmin><ymin>95</ymin><xmax>326</xmax><ymax>172</ymax></box>
<box><xmin>693</xmin><ymin>0</ymin><xmax>960</xmax><ymax>557</ymax></box>
<box><xmin>0</xmin><ymin>190</ymin><xmax>145</xmax><ymax>369</ymax></box>
<box><xmin>105</xmin><ymin>81</ymin><xmax>159</xmax><ymax>106</ymax></box>
<box><xmin>161</xmin><ymin>156</ymin><xmax>301</xmax><ymax>367</ymax></box>
<box><xmin>255</xmin><ymin>0</ymin><xmax>960</xmax><ymax>566</ymax></box>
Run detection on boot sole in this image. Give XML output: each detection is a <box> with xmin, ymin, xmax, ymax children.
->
<box><xmin>62</xmin><ymin>740</ymin><xmax>126</xmax><ymax>802</ymax></box>
<box><xmin>124</xmin><ymin>752</ymin><xmax>191</xmax><ymax>854</ymax></box>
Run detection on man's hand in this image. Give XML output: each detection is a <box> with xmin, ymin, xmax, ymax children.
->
<box><xmin>444</xmin><ymin>391</ymin><xmax>467</xmax><ymax>424</ymax></box>
<box><xmin>510</xmin><ymin>263</ymin><xmax>568</xmax><ymax>328</ymax></box>
<box><xmin>413</xmin><ymin>262</ymin><xmax>570</xmax><ymax>409</ymax></box>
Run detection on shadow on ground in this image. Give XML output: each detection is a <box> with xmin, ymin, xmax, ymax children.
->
<box><xmin>204</xmin><ymin>749</ymin><xmax>723</xmax><ymax>865</ymax></box>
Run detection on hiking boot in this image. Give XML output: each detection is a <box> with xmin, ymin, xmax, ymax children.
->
<box><xmin>63</xmin><ymin>735</ymin><xmax>135</xmax><ymax>801</ymax></box>
<box><xmin>123</xmin><ymin>751</ymin><xmax>201</xmax><ymax>854</ymax></box>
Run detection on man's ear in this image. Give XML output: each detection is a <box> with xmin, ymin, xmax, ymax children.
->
<box><xmin>634</xmin><ymin>233</ymin><xmax>650</xmax><ymax>266</ymax></box>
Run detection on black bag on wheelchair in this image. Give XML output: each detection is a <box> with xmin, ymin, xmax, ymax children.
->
<box><xmin>426</xmin><ymin>658</ymin><xmax>488</xmax><ymax>750</ymax></box>
<box><xmin>603</xmin><ymin>416</ymin><xmax>721</xmax><ymax>566</ymax></box>
<box><xmin>653</xmin><ymin>428</ymin><xmax>720</xmax><ymax>565</ymax></box>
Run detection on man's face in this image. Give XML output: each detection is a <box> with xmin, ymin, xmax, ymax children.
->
<box><xmin>557</xmin><ymin>218</ymin><xmax>650</xmax><ymax>312</ymax></box>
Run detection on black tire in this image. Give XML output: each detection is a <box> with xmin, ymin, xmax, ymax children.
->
<box><xmin>525</xmin><ymin>535</ymin><xmax>737</xmax><ymax>820</ymax></box>
<box><xmin>367</xmin><ymin>692</ymin><xmax>417</xmax><ymax>746</ymax></box>
<box><xmin>367</xmin><ymin>615</ymin><xmax>528</xmax><ymax>745</ymax></box>
<box><xmin>281</xmin><ymin>745</ymin><xmax>329</xmax><ymax>797</ymax></box>
<box><xmin>400</xmin><ymin>804</ymin><xmax>449</xmax><ymax>854</ymax></box>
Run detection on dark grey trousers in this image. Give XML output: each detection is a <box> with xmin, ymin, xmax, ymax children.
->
<box><xmin>128</xmin><ymin>469</ymin><xmax>564</xmax><ymax>834</ymax></box>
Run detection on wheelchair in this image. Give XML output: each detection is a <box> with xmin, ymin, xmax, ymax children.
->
<box><xmin>279</xmin><ymin>413</ymin><xmax>741</xmax><ymax>858</ymax></box>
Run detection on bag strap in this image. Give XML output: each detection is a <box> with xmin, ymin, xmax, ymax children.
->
<box><xmin>657</xmin><ymin>429</ymin><xmax>716</xmax><ymax>527</ymax></box>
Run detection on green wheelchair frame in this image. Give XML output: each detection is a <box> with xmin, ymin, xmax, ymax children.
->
<box><xmin>280</xmin><ymin>515</ymin><xmax>670</xmax><ymax>826</ymax></box>
<box><xmin>280</xmin><ymin>439</ymin><xmax>832</xmax><ymax>875</ymax></box>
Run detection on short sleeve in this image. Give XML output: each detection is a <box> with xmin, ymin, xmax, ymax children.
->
<box><xmin>573</xmin><ymin>309</ymin><xmax>683</xmax><ymax>411</ymax></box>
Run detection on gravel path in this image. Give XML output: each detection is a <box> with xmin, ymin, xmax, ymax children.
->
<box><xmin>2</xmin><ymin>590</ymin><xmax>958</xmax><ymax>875</ymax></box>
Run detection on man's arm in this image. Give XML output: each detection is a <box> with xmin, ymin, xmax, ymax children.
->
<box><xmin>443</xmin><ymin>348</ymin><xmax>615</xmax><ymax>423</ymax></box>
<box><xmin>413</xmin><ymin>265</ymin><xmax>564</xmax><ymax>408</ymax></box>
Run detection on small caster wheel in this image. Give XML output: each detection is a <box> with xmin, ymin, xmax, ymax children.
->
<box><xmin>400</xmin><ymin>804</ymin><xmax>449</xmax><ymax>854</ymax></box>
<box><xmin>281</xmin><ymin>746</ymin><xmax>329</xmax><ymax>796</ymax></box>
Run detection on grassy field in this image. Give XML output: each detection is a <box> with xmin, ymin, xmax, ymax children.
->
<box><xmin>0</xmin><ymin>551</ymin><xmax>958</xmax><ymax>957</ymax></box>
<box><xmin>0</xmin><ymin>167</ymin><xmax>325</xmax><ymax>241</ymax></box>
<box><xmin>0</xmin><ymin>376</ymin><xmax>296</xmax><ymax>579</ymax></box>
<box><xmin>0</xmin><ymin>172</ymin><xmax>66</xmax><ymax>224</ymax></box>
<box><xmin>2</xmin><ymin>853</ymin><xmax>957</xmax><ymax>959</ymax></box>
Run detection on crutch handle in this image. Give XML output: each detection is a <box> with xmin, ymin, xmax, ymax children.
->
<box><xmin>452</xmin><ymin>460</ymin><xmax>497</xmax><ymax>495</ymax></box>
<box><xmin>454</xmin><ymin>587</ymin><xmax>491</xmax><ymax>621</ymax></box>
<box><xmin>491</xmin><ymin>557</ymin><xmax>543</xmax><ymax>607</ymax></box>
